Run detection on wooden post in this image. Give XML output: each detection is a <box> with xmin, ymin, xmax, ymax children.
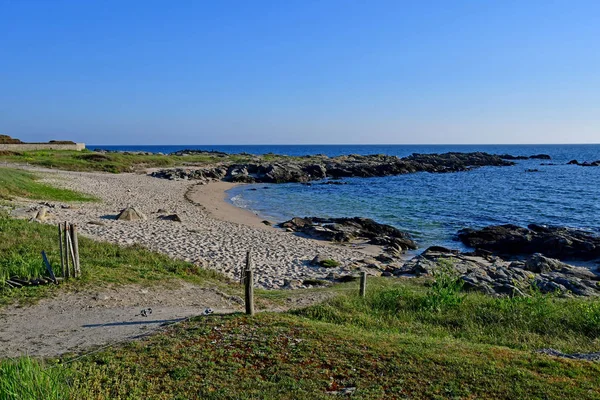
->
<box><xmin>244</xmin><ymin>270</ymin><xmax>255</xmax><ymax>316</ymax></box>
<box><xmin>241</xmin><ymin>251</ymin><xmax>252</xmax><ymax>284</ymax></box>
<box><xmin>66</xmin><ymin>226</ymin><xmax>77</xmax><ymax>278</ymax></box>
<box><xmin>359</xmin><ymin>271</ymin><xmax>367</xmax><ymax>298</ymax></box>
<box><xmin>71</xmin><ymin>224</ymin><xmax>81</xmax><ymax>277</ymax></box>
<box><xmin>63</xmin><ymin>222</ymin><xmax>70</xmax><ymax>279</ymax></box>
<box><xmin>58</xmin><ymin>223</ymin><xmax>65</xmax><ymax>278</ymax></box>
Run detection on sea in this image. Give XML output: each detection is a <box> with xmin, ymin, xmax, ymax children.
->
<box><xmin>92</xmin><ymin>144</ymin><xmax>600</xmax><ymax>252</ymax></box>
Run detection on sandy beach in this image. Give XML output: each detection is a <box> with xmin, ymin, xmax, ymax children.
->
<box><xmin>13</xmin><ymin>167</ymin><xmax>378</xmax><ymax>289</ymax></box>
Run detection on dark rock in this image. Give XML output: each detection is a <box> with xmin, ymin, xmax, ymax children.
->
<box><xmin>280</xmin><ymin>216</ymin><xmax>417</xmax><ymax>254</ymax></box>
<box><xmin>529</xmin><ymin>154</ymin><xmax>551</xmax><ymax>160</ymax></box>
<box><xmin>160</xmin><ymin>214</ymin><xmax>182</xmax><ymax>222</ymax></box>
<box><xmin>262</xmin><ymin>220</ymin><xmax>272</xmax><ymax>226</ymax></box>
<box><xmin>399</xmin><ymin>246</ymin><xmax>600</xmax><ymax>297</ymax></box>
<box><xmin>458</xmin><ymin>224</ymin><xmax>600</xmax><ymax>260</ymax></box>
<box><xmin>151</xmin><ymin>151</ymin><xmax>515</xmax><ymax>184</ymax></box>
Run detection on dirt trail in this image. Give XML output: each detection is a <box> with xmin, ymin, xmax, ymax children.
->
<box><xmin>0</xmin><ymin>282</ymin><xmax>245</xmax><ymax>358</ymax></box>
<box><xmin>0</xmin><ymin>281</ymin><xmax>335</xmax><ymax>358</ymax></box>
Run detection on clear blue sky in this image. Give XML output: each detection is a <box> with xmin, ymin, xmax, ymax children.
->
<box><xmin>1</xmin><ymin>0</ymin><xmax>599</xmax><ymax>144</ymax></box>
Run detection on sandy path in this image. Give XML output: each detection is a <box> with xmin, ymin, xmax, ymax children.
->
<box><xmin>0</xmin><ymin>282</ymin><xmax>244</xmax><ymax>358</ymax></box>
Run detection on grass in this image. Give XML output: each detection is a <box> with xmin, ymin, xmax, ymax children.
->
<box><xmin>296</xmin><ymin>279</ymin><xmax>600</xmax><ymax>353</ymax></box>
<box><xmin>0</xmin><ymin>358</ymin><xmax>69</xmax><ymax>400</ymax></box>
<box><xmin>0</xmin><ymin>214</ymin><xmax>229</xmax><ymax>303</ymax></box>
<box><xmin>1</xmin><ymin>160</ymin><xmax>600</xmax><ymax>398</ymax></box>
<box><xmin>0</xmin><ymin>149</ymin><xmax>263</xmax><ymax>173</ymax></box>
<box><xmin>0</xmin><ymin>168</ymin><xmax>96</xmax><ymax>201</ymax></box>
<box><xmin>2</xmin><ymin>279</ymin><xmax>599</xmax><ymax>398</ymax></box>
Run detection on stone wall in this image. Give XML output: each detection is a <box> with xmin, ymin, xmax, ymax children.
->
<box><xmin>0</xmin><ymin>143</ymin><xmax>86</xmax><ymax>151</ymax></box>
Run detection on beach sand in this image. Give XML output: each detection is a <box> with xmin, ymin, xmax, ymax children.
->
<box><xmin>14</xmin><ymin>167</ymin><xmax>378</xmax><ymax>289</ymax></box>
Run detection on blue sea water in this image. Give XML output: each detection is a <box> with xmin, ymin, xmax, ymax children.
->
<box><xmin>94</xmin><ymin>144</ymin><xmax>600</xmax><ymax>251</ymax></box>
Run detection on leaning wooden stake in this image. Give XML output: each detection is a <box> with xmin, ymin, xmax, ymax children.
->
<box><xmin>359</xmin><ymin>271</ymin><xmax>367</xmax><ymax>298</ymax></box>
<box><xmin>58</xmin><ymin>223</ymin><xmax>65</xmax><ymax>278</ymax></box>
<box><xmin>71</xmin><ymin>224</ymin><xmax>81</xmax><ymax>277</ymax></box>
<box><xmin>63</xmin><ymin>222</ymin><xmax>70</xmax><ymax>279</ymax></box>
<box><xmin>66</xmin><ymin>226</ymin><xmax>77</xmax><ymax>278</ymax></box>
<box><xmin>245</xmin><ymin>269</ymin><xmax>255</xmax><ymax>316</ymax></box>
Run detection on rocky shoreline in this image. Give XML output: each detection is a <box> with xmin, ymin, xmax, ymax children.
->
<box><xmin>150</xmin><ymin>151</ymin><xmax>516</xmax><ymax>183</ymax></box>
<box><xmin>280</xmin><ymin>217</ymin><xmax>600</xmax><ymax>296</ymax></box>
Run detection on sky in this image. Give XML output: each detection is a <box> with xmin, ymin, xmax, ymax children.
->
<box><xmin>1</xmin><ymin>0</ymin><xmax>599</xmax><ymax>145</ymax></box>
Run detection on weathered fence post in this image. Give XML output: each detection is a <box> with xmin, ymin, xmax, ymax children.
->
<box><xmin>360</xmin><ymin>271</ymin><xmax>367</xmax><ymax>298</ymax></box>
<box><xmin>71</xmin><ymin>224</ymin><xmax>80</xmax><ymax>277</ymax></box>
<box><xmin>244</xmin><ymin>251</ymin><xmax>254</xmax><ymax>315</ymax></box>
<box><xmin>241</xmin><ymin>250</ymin><xmax>251</xmax><ymax>284</ymax></box>
<box><xmin>58</xmin><ymin>223</ymin><xmax>65</xmax><ymax>278</ymax></box>
<box><xmin>63</xmin><ymin>222</ymin><xmax>70</xmax><ymax>279</ymax></box>
<box><xmin>245</xmin><ymin>270</ymin><xmax>255</xmax><ymax>316</ymax></box>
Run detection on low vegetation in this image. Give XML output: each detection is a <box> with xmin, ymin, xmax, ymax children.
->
<box><xmin>3</xmin><ymin>283</ymin><xmax>600</xmax><ymax>399</ymax></box>
<box><xmin>0</xmin><ymin>168</ymin><xmax>96</xmax><ymax>201</ymax></box>
<box><xmin>0</xmin><ymin>214</ymin><xmax>227</xmax><ymax>304</ymax></box>
<box><xmin>0</xmin><ymin>149</ymin><xmax>262</xmax><ymax>173</ymax></box>
<box><xmin>0</xmin><ymin>358</ymin><xmax>69</xmax><ymax>400</ymax></box>
<box><xmin>1</xmin><ymin>161</ymin><xmax>599</xmax><ymax>398</ymax></box>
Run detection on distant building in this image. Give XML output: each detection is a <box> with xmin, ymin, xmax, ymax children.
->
<box><xmin>0</xmin><ymin>135</ymin><xmax>85</xmax><ymax>151</ymax></box>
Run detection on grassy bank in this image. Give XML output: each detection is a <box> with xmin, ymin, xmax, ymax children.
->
<box><xmin>0</xmin><ymin>215</ymin><xmax>227</xmax><ymax>304</ymax></box>
<box><xmin>4</xmin><ymin>289</ymin><xmax>599</xmax><ymax>399</ymax></box>
<box><xmin>0</xmin><ymin>149</ymin><xmax>258</xmax><ymax>173</ymax></box>
<box><xmin>0</xmin><ymin>168</ymin><xmax>96</xmax><ymax>201</ymax></box>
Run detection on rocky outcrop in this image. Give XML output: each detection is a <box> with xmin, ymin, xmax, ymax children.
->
<box><xmin>150</xmin><ymin>152</ymin><xmax>515</xmax><ymax>183</ymax></box>
<box><xmin>397</xmin><ymin>247</ymin><xmax>600</xmax><ymax>297</ymax></box>
<box><xmin>280</xmin><ymin>216</ymin><xmax>417</xmax><ymax>257</ymax></box>
<box><xmin>496</xmin><ymin>154</ymin><xmax>552</xmax><ymax>161</ymax></box>
<box><xmin>457</xmin><ymin>224</ymin><xmax>600</xmax><ymax>260</ymax></box>
<box><xmin>567</xmin><ymin>160</ymin><xmax>600</xmax><ymax>167</ymax></box>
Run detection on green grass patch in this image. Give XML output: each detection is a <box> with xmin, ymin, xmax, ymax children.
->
<box><xmin>0</xmin><ymin>149</ymin><xmax>260</xmax><ymax>173</ymax></box>
<box><xmin>39</xmin><ymin>312</ymin><xmax>600</xmax><ymax>399</ymax></box>
<box><xmin>0</xmin><ymin>168</ymin><xmax>95</xmax><ymax>201</ymax></box>
<box><xmin>296</xmin><ymin>278</ymin><xmax>600</xmax><ymax>353</ymax></box>
<box><xmin>0</xmin><ymin>357</ymin><xmax>70</xmax><ymax>400</ymax></box>
<box><xmin>0</xmin><ymin>215</ymin><xmax>228</xmax><ymax>304</ymax></box>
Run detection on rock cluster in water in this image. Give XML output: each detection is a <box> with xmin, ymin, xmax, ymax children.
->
<box><xmin>279</xmin><ymin>216</ymin><xmax>417</xmax><ymax>257</ymax></box>
<box><xmin>457</xmin><ymin>224</ymin><xmax>600</xmax><ymax>260</ymax></box>
<box><xmin>567</xmin><ymin>159</ymin><xmax>600</xmax><ymax>167</ymax></box>
<box><xmin>150</xmin><ymin>152</ymin><xmax>515</xmax><ymax>183</ymax></box>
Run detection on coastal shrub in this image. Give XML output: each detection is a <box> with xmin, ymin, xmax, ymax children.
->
<box><xmin>319</xmin><ymin>259</ymin><xmax>340</xmax><ymax>268</ymax></box>
<box><xmin>422</xmin><ymin>258</ymin><xmax>464</xmax><ymax>312</ymax></box>
<box><xmin>0</xmin><ymin>358</ymin><xmax>70</xmax><ymax>400</ymax></box>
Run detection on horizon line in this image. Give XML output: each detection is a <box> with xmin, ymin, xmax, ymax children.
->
<box><xmin>87</xmin><ymin>143</ymin><xmax>600</xmax><ymax>146</ymax></box>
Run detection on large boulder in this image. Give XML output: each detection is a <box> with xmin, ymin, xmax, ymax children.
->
<box><xmin>117</xmin><ymin>207</ymin><xmax>147</xmax><ymax>221</ymax></box>
<box><xmin>279</xmin><ymin>216</ymin><xmax>417</xmax><ymax>254</ymax></box>
<box><xmin>458</xmin><ymin>224</ymin><xmax>600</xmax><ymax>260</ymax></box>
